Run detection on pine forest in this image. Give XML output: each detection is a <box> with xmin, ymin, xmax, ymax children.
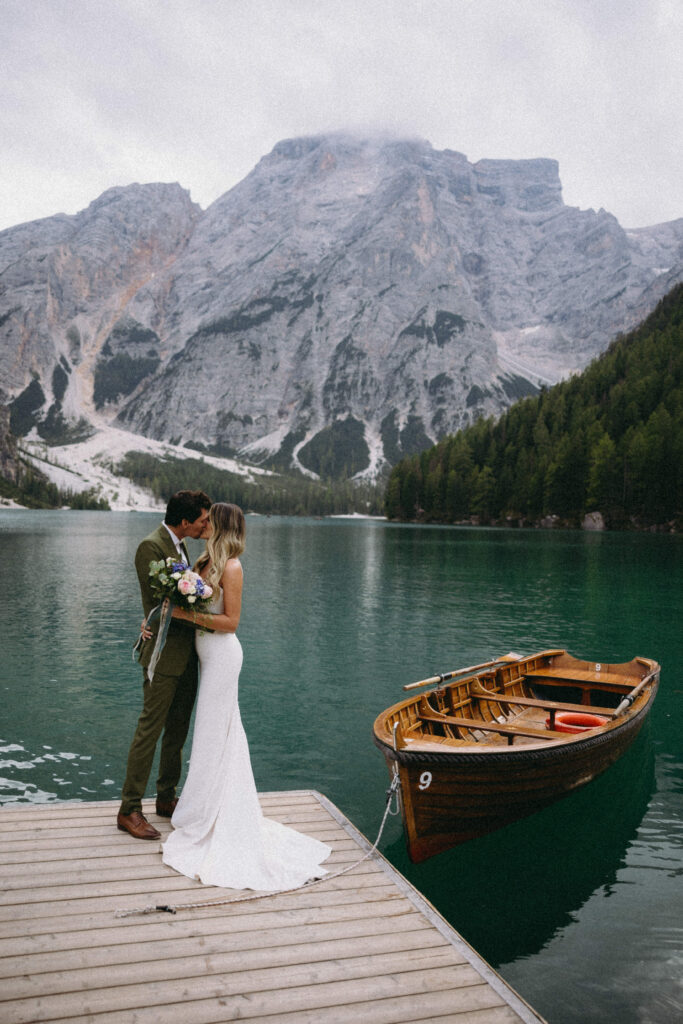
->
<box><xmin>384</xmin><ymin>283</ymin><xmax>683</xmax><ymax>531</ymax></box>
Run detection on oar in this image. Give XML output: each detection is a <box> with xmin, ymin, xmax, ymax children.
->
<box><xmin>613</xmin><ymin>667</ymin><xmax>659</xmax><ymax>717</ymax></box>
<box><xmin>403</xmin><ymin>652</ymin><xmax>523</xmax><ymax>691</ymax></box>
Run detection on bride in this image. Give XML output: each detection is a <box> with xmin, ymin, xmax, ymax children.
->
<box><xmin>160</xmin><ymin>502</ymin><xmax>331</xmax><ymax>890</ymax></box>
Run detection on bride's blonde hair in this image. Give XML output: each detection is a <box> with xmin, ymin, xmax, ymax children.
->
<box><xmin>194</xmin><ymin>502</ymin><xmax>246</xmax><ymax>593</ymax></box>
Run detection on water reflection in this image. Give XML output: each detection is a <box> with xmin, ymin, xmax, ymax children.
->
<box><xmin>384</xmin><ymin>729</ymin><xmax>656</xmax><ymax>964</ymax></box>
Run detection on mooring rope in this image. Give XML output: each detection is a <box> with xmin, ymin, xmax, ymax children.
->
<box><xmin>115</xmin><ymin>775</ymin><xmax>402</xmax><ymax>918</ymax></box>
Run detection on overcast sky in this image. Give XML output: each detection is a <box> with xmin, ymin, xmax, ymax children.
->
<box><xmin>3</xmin><ymin>0</ymin><xmax>681</xmax><ymax>233</ymax></box>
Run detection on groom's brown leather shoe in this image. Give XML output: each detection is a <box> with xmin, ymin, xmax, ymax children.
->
<box><xmin>155</xmin><ymin>797</ymin><xmax>179</xmax><ymax>818</ymax></box>
<box><xmin>117</xmin><ymin>811</ymin><xmax>161</xmax><ymax>840</ymax></box>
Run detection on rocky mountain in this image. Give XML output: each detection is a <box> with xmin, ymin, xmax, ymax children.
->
<box><xmin>1</xmin><ymin>133</ymin><xmax>682</xmax><ymax>479</ymax></box>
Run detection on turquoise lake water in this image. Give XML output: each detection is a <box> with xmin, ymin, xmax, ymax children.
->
<box><xmin>1</xmin><ymin>510</ymin><xmax>681</xmax><ymax>1022</ymax></box>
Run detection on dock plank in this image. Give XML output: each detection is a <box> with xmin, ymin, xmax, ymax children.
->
<box><xmin>0</xmin><ymin>885</ymin><xmax>404</xmax><ymax>940</ymax></box>
<box><xmin>0</xmin><ymin>791</ymin><xmax>545</xmax><ymax>1023</ymax></box>
<box><xmin>0</xmin><ymin>914</ymin><xmax>435</xmax><ymax>979</ymax></box>
<box><xmin>5</xmin><ymin>929</ymin><xmax>455</xmax><ymax>1002</ymax></box>
<box><xmin>0</xmin><ymin>896</ymin><xmax>417</xmax><ymax>959</ymax></box>
<box><xmin>0</xmin><ymin>844</ymin><xmax>365</xmax><ymax>888</ymax></box>
<box><xmin>14</xmin><ymin>969</ymin><xmax>505</xmax><ymax>1024</ymax></box>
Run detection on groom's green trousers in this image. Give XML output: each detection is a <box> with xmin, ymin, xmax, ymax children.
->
<box><xmin>119</xmin><ymin>660</ymin><xmax>198</xmax><ymax>816</ymax></box>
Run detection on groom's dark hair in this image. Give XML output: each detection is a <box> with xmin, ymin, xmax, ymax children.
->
<box><xmin>165</xmin><ymin>489</ymin><xmax>212</xmax><ymax>526</ymax></box>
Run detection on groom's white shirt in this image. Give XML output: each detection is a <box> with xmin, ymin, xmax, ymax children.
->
<box><xmin>163</xmin><ymin>522</ymin><xmax>187</xmax><ymax>560</ymax></box>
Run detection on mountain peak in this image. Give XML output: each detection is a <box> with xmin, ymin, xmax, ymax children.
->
<box><xmin>2</xmin><ymin>135</ymin><xmax>682</xmax><ymax>479</ymax></box>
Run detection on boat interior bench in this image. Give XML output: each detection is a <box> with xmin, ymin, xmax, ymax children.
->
<box><xmin>523</xmin><ymin>669</ymin><xmax>639</xmax><ymax>705</ymax></box>
<box><xmin>470</xmin><ymin>686</ymin><xmax>618</xmax><ymax>726</ymax></box>
<box><xmin>418</xmin><ymin>702</ymin><xmax>567</xmax><ymax>744</ymax></box>
<box><xmin>525</xmin><ymin>668</ymin><xmax>635</xmax><ymax>695</ymax></box>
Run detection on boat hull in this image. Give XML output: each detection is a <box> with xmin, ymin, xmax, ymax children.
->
<box><xmin>378</xmin><ymin>702</ymin><xmax>648</xmax><ymax>861</ymax></box>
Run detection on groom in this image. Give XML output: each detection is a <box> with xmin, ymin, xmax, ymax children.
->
<box><xmin>117</xmin><ymin>489</ymin><xmax>212</xmax><ymax>840</ymax></box>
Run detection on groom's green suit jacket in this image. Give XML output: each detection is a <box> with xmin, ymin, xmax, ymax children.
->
<box><xmin>135</xmin><ymin>523</ymin><xmax>197</xmax><ymax>677</ymax></box>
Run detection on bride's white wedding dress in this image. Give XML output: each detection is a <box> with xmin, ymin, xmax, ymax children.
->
<box><xmin>162</xmin><ymin>587</ymin><xmax>331</xmax><ymax>889</ymax></box>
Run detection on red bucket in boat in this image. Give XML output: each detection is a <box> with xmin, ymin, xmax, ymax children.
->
<box><xmin>546</xmin><ymin>712</ymin><xmax>610</xmax><ymax>733</ymax></box>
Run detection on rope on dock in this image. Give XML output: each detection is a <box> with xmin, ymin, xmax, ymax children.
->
<box><xmin>115</xmin><ymin>776</ymin><xmax>402</xmax><ymax>918</ymax></box>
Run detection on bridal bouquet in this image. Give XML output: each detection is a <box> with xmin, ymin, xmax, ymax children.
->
<box><xmin>136</xmin><ymin>558</ymin><xmax>214</xmax><ymax>681</ymax></box>
<box><xmin>148</xmin><ymin>557</ymin><xmax>213</xmax><ymax>611</ymax></box>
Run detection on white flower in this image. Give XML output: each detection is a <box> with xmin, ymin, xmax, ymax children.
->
<box><xmin>187</xmin><ymin>595</ymin><xmax>196</xmax><ymax>604</ymax></box>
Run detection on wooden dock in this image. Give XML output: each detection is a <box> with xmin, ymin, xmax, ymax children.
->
<box><xmin>0</xmin><ymin>791</ymin><xmax>546</xmax><ymax>1023</ymax></box>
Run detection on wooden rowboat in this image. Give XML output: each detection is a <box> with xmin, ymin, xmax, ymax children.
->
<box><xmin>373</xmin><ymin>649</ymin><xmax>659</xmax><ymax>863</ymax></box>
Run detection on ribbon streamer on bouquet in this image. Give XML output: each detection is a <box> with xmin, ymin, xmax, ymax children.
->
<box><xmin>132</xmin><ymin>597</ymin><xmax>174</xmax><ymax>683</ymax></box>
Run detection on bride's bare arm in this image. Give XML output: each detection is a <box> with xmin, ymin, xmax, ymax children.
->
<box><xmin>172</xmin><ymin>559</ymin><xmax>243</xmax><ymax>633</ymax></box>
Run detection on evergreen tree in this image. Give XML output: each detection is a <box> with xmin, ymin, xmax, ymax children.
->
<box><xmin>587</xmin><ymin>432</ymin><xmax>620</xmax><ymax>513</ymax></box>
